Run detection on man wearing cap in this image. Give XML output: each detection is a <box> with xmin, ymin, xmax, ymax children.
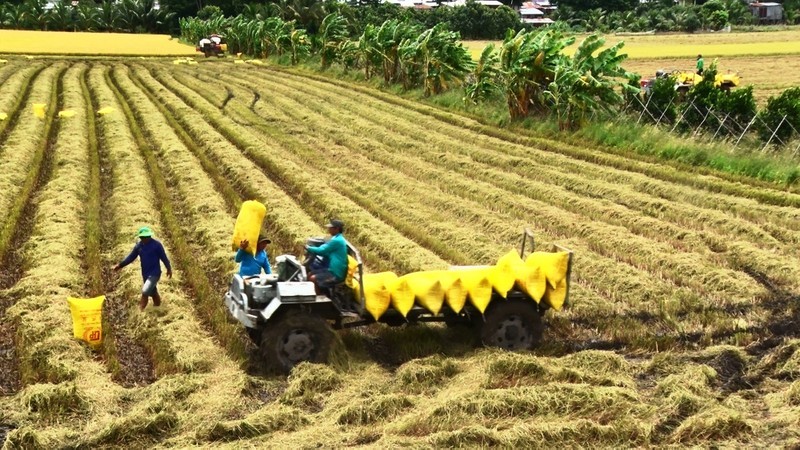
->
<box><xmin>235</xmin><ymin>235</ymin><xmax>272</xmax><ymax>277</ymax></box>
<box><xmin>306</xmin><ymin>220</ymin><xmax>348</xmax><ymax>292</ymax></box>
<box><xmin>113</xmin><ymin>227</ymin><xmax>173</xmax><ymax>311</ymax></box>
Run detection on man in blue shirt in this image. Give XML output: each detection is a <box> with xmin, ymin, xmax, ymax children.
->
<box><xmin>235</xmin><ymin>236</ymin><xmax>272</xmax><ymax>277</ymax></box>
<box><xmin>306</xmin><ymin>219</ymin><xmax>348</xmax><ymax>293</ymax></box>
<box><xmin>113</xmin><ymin>227</ymin><xmax>173</xmax><ymax>311</ymax></box>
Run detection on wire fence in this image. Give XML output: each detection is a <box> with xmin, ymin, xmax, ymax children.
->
<box><xmin>622</xmin><ymin>95</ymin><xmax>800</xmax><ymax>157</ymax></box>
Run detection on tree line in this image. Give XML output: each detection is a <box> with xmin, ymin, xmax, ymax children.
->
<box><xmin>0</xmin><ymin>0</ymin><xmax>174</xmax><ymax>33</ymax></box>
<box><xmin>181</xmin><ymin>12</ymin><xmax>633</xmax><ymax>129</ymax></box>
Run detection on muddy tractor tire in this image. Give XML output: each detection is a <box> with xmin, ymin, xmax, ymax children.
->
<box><xmin>260</xmin><ymin>310</ymin><xmax>336</xmax><ymax>373</ymax></box>
<box><xmin>480</xmin><ymin>298</ymin><xmax>543</xmax><ymax>351</ymax></box>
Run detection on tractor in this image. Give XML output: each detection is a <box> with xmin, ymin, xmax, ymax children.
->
<box><xmin>196</xmin><ymin>34</ymin><xmax>227</xmax><ymax>58</ymax></box>
<box><xmin>640</xmin><ymin>69</ymin><xmax>740</xmax><ymax>98</ymax></box>
<box><xmin>223</xmin><ymin>230</ymin><xmax>573</xmax><ymax>373</ymax></box>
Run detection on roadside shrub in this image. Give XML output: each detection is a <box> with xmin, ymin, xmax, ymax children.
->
<box><xmin>716</xmin><ymin>85</ymin><xmax>757</xmax><ymax>135</ymax></box>
<box><xmin>646</xmin><ymin>75</ymin><xmax>678</xmax><ymax>124</ymax></box>
<box><xmin>757</xmin><ymin>87</ymin><xmax>800</xmax><ymax>145</ymax></box>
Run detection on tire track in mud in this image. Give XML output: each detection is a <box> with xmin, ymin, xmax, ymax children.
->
<box><xmin>0</xmin><ymin>65</ymin><xmax>66</xmax><ymax>395</ymax></box>
<box><xmin>82</xmin><ymin>67</ymin><xmax>155</xmax><ymax>387</ymax></box>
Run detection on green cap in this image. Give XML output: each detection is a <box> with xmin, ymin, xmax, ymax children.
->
<box><xmin>137</xmin><ymin>226</ymin><xmax>153</xmax><ymax>238</ymax></box>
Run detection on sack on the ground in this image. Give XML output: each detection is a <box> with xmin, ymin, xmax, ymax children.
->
<box><xmin>67</xmin><ymin>296</ymin><xmax>105</xmax><ymax>348</ymax></box>
<box><xmin>231</xmin><ymin>200</ymin><xmax>267</xmax><ymax>255</ymax></box>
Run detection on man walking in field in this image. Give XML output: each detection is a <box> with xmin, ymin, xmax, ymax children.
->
<box><xmin>696</xmin><ymin>54</ymin><xmax>704</xmax><ymax>75</ymax></box>
<box><xmin>306</xmin><ymin>219</ymin><xmax>348</xmax><ymax>294</ymax></box>
<box><xmin>113</xmin><ymin>226</ymin><xmax>172</xmax><ymax>311</ymax></box>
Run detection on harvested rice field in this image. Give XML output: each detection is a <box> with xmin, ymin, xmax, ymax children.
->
<box><xmin>0</xmin><ymin>57</ymin><xmax>799</xmax><ymax>448</ymax></box>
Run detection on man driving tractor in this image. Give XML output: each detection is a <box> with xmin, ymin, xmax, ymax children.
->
<box><xmin>306</xmin><ymin>219</ymin><xmax>348</xmax><ymax>293</ymax></box>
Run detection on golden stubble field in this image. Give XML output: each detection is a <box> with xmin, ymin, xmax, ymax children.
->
<box><xmin>0</xmin><ymin>28</ymin><xmax>799</xmax><ymax>449</ymax></box>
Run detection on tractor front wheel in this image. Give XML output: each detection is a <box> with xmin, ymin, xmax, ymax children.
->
<box><xmin>260</xmin><ymin>310</ymin><xmax>336</xmax><ymax>374</ymax></box>
<box><xmin>480</xmin><ymin>299</ymin><xmax>543</xmax><ymax>351</ymax></box>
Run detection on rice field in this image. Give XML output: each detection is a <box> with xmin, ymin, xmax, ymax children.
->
<box><xmin>0</xmin><ymin>30</ymin><xmax>195</xmax><ymax>56</ymax></box>
<box><xmin>0</xmin><ymin>56</ymin><xmax>799</xmax><ymax>448</ymax></box>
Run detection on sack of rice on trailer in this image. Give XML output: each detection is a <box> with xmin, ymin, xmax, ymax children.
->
<box><xmin>526</xmin><ymin>251</ymin><xmax>570</xmax><ymax>310</ymax></box>
<box><xmin>355</xmin><ymin>272</ymin><xmax>396</xmax><ymax>321</ymax></box>
<box><xmin>399</xmin><ymin>272</ymin><xmax>445</xmax><ymax>315</ymax></box>
<box><xmin>422</xmin><ymin>270</ymin><xmax>468</xmax><ymax>314</ymax></box>
<box><xmin>456</xmin><ymin>268</ymin><xmax>494</xmax><ymax>314</ymax></box>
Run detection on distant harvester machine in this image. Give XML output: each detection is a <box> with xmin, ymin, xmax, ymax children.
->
<box><xmin>196</xmin><ymin>34</ymin><xmax>227</xmax><ymax>58</ymax></box>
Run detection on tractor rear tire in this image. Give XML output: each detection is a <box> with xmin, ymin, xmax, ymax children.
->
<box><xmin>245</xmin><ymin>327</ymin><xmax>262</xmax><ymax>344</ymax></box>
<box><xmin>260</xmin><ymin>310</ymin><xmax>336</xmax><ymax>374</ymax></box>
<box><xmin>480</xmin><ymin>299</ymin><xmax>543</xmax><ymax>351</ymax></box>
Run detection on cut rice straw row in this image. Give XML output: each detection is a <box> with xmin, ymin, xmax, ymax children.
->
<box><xmin>146</xmin><ymin>65</ymin><xmax>448</xmax><ymax>274</ymax></box>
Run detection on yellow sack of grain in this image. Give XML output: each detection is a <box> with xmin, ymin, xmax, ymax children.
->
<box><xmin>0</xmin><ymin>112</ymin><xmax>7</xmax><ymax>121</ymax></box>
<box><xmin>499</xmin><ymin>250</ymin><xmax>546</xmax><ymax>302</ymax></box>
<box><xmin>231</xmin><ymin>200</ymin><xmax>267</xmax><ymax>256</ymax></box>
<box><xmin>33</xmin><ymin>103</ymin><xmax>46</xmax><ymax>119</ymax></box>
<box><xmin>355</xmin><ymin>272</ymin><xmax>396</xmax><ymax>321</ymax></box>
<box><xmin>489</xmin><ymin>250</ymin><xmax>521</xmax><ymax>297</ymax></box>
<box><xmin>345</xmin><ymin>255</ymin><xmax>358</xmax><ymax>289</ymax></box>
<box><xmin>400</xmin><ymin>272</ymin><xmax>445</xmax><ymax>315</ymax></box>
<box><xmin>0</xmin><ymin>59</ymin><xmax>7</xmax><ymax>64</ymax></box>
<box><xmin>187</xmin><ymin>60</ymin><xmax>199</xmax><ymax>65</ymax></box>
<box><xmin>245</xmin><ymin>59</ymin><xmax>264</xmax><ymax>65</ymax></box>
<box><xmin>97</xmin><ymin>107</ymin><xmax>115</xmax><ymax>115</ymax></box>
<box><xmin>526</xmin><ymin>251</ymin><xmax>569</xmax><ymax>289</ymax></box>
<box><xmin>542</xmin><ymin>278</ymin><xmax>568</xmax><ymax>311</ymax></box>
<box><xmin>67</xmin><ymin>296</ymin><xmax>105</xmax><ymax>348</ymax></box>
<box><xmin>234</xmin><ymin>59</ymin><xmax>245</xmax><ymax>64</ymax></box>
<box><xmin>428</xmin><ymin>271</ymin><xmax>467</xmax><ymax>313</ymax></box>
<box><xmin>173</xmin><ymin>59</ymin><xmax>186</xmax><ymax>65</ymax></box>
<box><xmin>58</xmin><ymin>110</ymin><xmax>76</xmax><ymax>118</ymax></box>
<box><xmin>389</xmin><ymin>277</ymin><xmax>415</xmax><ymax>317</ymax></box>
<box><xmin>459</xmin><ymin>268</ymin><xmax>493</xmax><ymax>314</ymax></box>
<box><xmin>516</xmin><ymin>263</ymin><xmax>546</xmax><ymax>303</ymax></box>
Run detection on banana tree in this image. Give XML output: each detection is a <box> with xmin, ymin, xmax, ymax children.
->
<box><xmin>289</xmin><ymin>28</ymin><xmax>310</xmax><ymax>65</ymax></box>
<box><xmin>466</xmin><ymin>44</ymin><xmax>500</xmax><ymax>104</ymax></box>
<box><xmin>317</xmin><ymin>13</ymin><xmax>348</xmax><ymax>69</ymax></box>
<box><xmin>544</xmin><ymin>34</ymin><xmax>634</xmax><ymax>130</ymax></box>
<box><xmin>499</xmin><ymin>28</ymin><xmax>574</xmax><ymax>119</ymax></box>
<box><xmin>400</xmin><ymin>24</ymin><xmax>473</xmax><ymax>96</ymax></box>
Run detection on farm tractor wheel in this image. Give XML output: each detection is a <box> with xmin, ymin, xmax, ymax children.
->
<box><xmin>260</xmin><ymin>310</ymin><xmax>336</xmax><ymax>373</ymax></box>
<box><xmin>481</xmin><ymin>299</ymin><xmax>543</xmax><ymax>351</ymax></box>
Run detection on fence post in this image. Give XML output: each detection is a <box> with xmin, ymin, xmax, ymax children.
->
<box><xmin>712</xmin><ymin>113</ymin><xmax>730</xmax><ymax>139</ymax></box>
<box><xmin>761</xmin><ymin>115</ymin><xmax>787</xmax><ymax>153</ymax></box>
<box><xmin>671</xmin><ymin>101</ymin><xmax>691</xmax><ymax>133</ymax></box>
<box><xmin>655</xmin><ymin>98</ymin><xmax>675</xmax><ymax>126</ymax></box>
<box><xmin>693</xmin><ymin>105</ymin><xmax>714</xmax><ymax>137</ymax></box>
<box><xmin>734</xmin><ymin>116</ymin><xmax>757</xmax><ymax>147</ymax></box>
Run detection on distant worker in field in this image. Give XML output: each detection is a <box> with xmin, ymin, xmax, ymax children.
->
<box><xmin>198</xmin><ymin>37</ymin><xmax>211</xmax><ymax>51</ymax></box>
<box><xmin>113</xmin><ymin>227</ymin><xmax>172</xmax><ymax>311</ymax></box>
<box><xmin>306</xmin><ymin>219</ymin><xmax>347</xmax><ymax>293</ymax></box>
<box><xmin>236</xmin><ymin>236</ymin><xmax>272</xmax><ymax>277</ymax></box>
<box><xmin>696</xmin><ymin>54</ymin><xmax>704</xmax><ymax>75</ymax></box>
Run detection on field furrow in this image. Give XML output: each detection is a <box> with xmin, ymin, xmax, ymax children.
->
<box><xmin>160</xmin><ymin>67</ymin><xmax>768</xmax><ymax>348</ymax></box>
<box><xmin>265</xmin><ymin>66</ymin><xmax>800</xmax><ymax>209</ymax></box>
<box><xmin>207</xmin><ymin>69</ymin><xmax>767</xmax><ymax>303</ymax></box>
<box><xmin>144</xmin><ymin>64</ymin><xmax>448</xmax><ymax>274</ymax></box>
<box><xmin>251</xmin><ymin>66</ymin><xmax>800</xmax><ymax>248</ymax></box>
<box><xmin>0</xmin><ymin>63</ymin><xmax>46</xmax><ymax>146</ymax></box>
<box><xmin>250</xmin><ymin>67</ymin><xmax>800</xmax><ymax>240</ymax></box>
<box><xmin>1</xmin><ymin>65</ymin><xmax>127</xmax><ymax>443</ymax></box>
<box><xmin>80</xmin><ymin>66</ymin><xmax>156</xmax><ymax>387</ymax></box>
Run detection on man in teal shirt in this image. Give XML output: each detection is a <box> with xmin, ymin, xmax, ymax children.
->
<box><xmin>306</xmin><ymin>219</ymin><xmax>348</xmax><ymax>291</ymax></box>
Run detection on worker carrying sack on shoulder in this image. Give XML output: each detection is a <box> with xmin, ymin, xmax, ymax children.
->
<box><xmin>231</xmin><ymin>200</ymin><xmax>267</xmax><ymax>256</ymax></box>
<box><xmin>67</xmin><ymin>296</ymin><xmax>105</xmax><ymax>348</ymax></box>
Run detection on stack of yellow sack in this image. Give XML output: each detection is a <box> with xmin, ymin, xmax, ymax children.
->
<box><xmin>525</xmin><ymin>251</ymin><xmax>570</xmax><ymax>311</ymax></box>
<box><xmin>351</xmin><ymin>249</ymin><xmax>569</xmax><ymax>320</ymax></box>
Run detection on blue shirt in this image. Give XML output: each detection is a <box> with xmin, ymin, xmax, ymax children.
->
<box><xmin>235</xmin><ymin>249</ymin><xmax>271</xmax><ymax>277</ymax></box>
<box><xmin>306</xmin><ymin>233</ymin><xmax>348</xmax><ymax>280</ymax></box>
<box><xmin>119</xmin><ymin>239</ymin><xmax>172</xmax><ymax>280</ymax></box>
